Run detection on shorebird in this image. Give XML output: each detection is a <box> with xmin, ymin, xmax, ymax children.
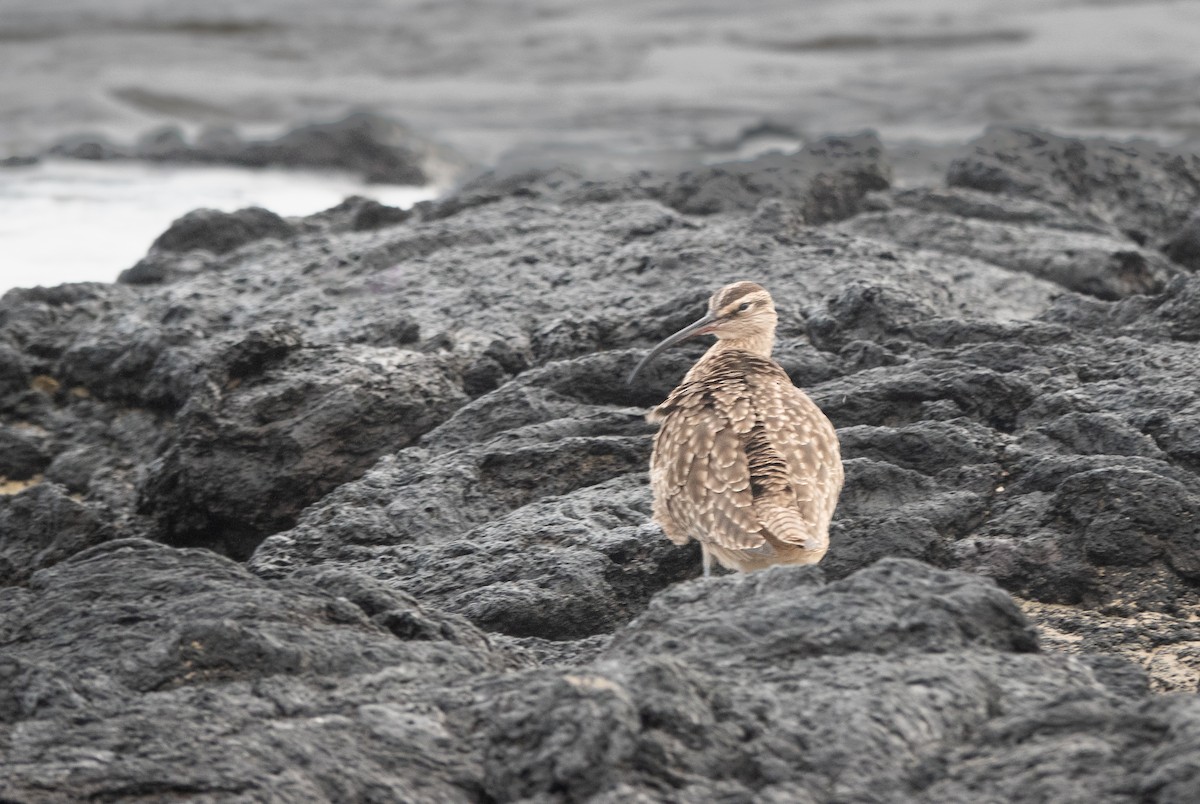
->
<box><xmin>628</xmin><ymin>281</ymin><xmax>843</xmax><ymax>575</ymax></box>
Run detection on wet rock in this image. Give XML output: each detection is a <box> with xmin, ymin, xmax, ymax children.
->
<box><xmin>150</xmin><ymin>206</ymin><xmax>295</xmax><ymax>254</ymax></box>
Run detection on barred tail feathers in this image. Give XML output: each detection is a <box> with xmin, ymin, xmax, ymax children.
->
<box><xmin>756</xmin><ymin>502</ymin><xmax>828</xmax><ymax>562</ymax></box>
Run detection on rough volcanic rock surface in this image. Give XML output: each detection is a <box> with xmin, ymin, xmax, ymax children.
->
<box><xmin>947</xmin><ymin>126</ymin><xmax>1200</xmax><ymax>247</ymax></box>
<box><xmin>148</xmin><ymin>206</ymin><xmax>296</xmax><ymax>256</ymax></box>
<box><xmin>435</xmin><ymin>131</ymin><xmax>892</xmax><ymax>223</ymax></box>
<box><xmin>137</xmin><ymin>325</ymin><xmax>469</xmax><ymax>558</ymax></box>
<box><xmin>8</xmin><ymin>540</ymin><xmax>1199</xmax><ymax>803</ymax></box>
<box><xmin>4</xmin><ymin>127</ymin><xmax>1200</xmax><ymax>799</ymax></box>
<box><xmin>0</xmin><ymin>539</ymin><xmax>529</xmax><ymax>801</ymax></box>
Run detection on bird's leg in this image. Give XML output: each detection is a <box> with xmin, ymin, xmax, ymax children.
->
<box><xmin>702</xmin><ymin>547</ymin><xmax>713</xmax><ymax>578</ymax></box>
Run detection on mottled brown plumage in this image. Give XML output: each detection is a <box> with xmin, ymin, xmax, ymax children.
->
<box><xmin>629</xmin><ymin>281</ymin><xmax>843</xmax><ymax>574</ymax></box>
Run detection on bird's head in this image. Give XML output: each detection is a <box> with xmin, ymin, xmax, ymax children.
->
<box><xmin>627</xmin><ymin>281</ymin><xmax>777</xmax><ymax>385</ymax></box>
<box><xmin>701</xmin><ymin>281</ymin><xmax>778</xmax><ymax>340</ymax></box>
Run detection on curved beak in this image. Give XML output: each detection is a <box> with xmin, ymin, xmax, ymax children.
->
<box><xmin>627</xmin><ymin>312</ymin><xmax>718</xmax><ymax>386</ymax></box>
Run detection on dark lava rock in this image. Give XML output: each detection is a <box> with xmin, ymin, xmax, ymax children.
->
<box><xmin>56</xmin><ymin>319</ymin><xmax>172</xmax><ymax>404</ymax></box>
<box><xmin>233</xmin><ymin>112</ymin><xmax>430</xmax><ymax>184</ymax></box>
<box><xmin>117</xmin><ymin>250</ymin><xmax>221</xmax><ymax>285</ymax></box>
<box><xmin>642</xmin><ymin>131</ymin><xmax>892</xmax><ymax>219</ymax></box>
<box><xmin>948</xmin><ymin>125</ymin><xmax>1200</xmax><ymax>245</ymax></box>
<box><xmin>0</xmin><ymin>423</ymin><xmax>49</xmax><ymax>479</ymax></box>
<box><xmin>0</xmin><ymin>539</ymin><xmax>527</xmax><ymax>801</ymax></box>
<box><xmin>139</xmin><ymin>333</ymin><xmax>467</xmax><ymax>559</ymax></box>
<box><xmin>1164</xmin><ymin>208</ymin><xmax>1200</xmax><ymax>271</ymax></box>
<box><xmin>304</xmin><ymin>194</ymin><xmax>411</xmax><ymax>233</ymax></box>
<box><xmin>0</xmin><ymin>482</ymin><xmax>111</xmax><ymax>586</ymax></box>
<box><xmin>249</xmin><ymin>351</ymin><xmax>693</xmax><ymax>639</ymax></box>
<box><xmin>444</xmin><ymin>131</ymin><xmax>892</xmax><ymax>223</ymax></box>
<box><xmin>149</xmin><ymin>206</ymin><xmax>295</xmax><ymax>254</ymax></box>
<box><xmin>0</xmin><ymin>341</ymin><xmax>30</xmax><ymax>397</ymax></box>
<box><xmin>8</xmin><ymin>540</ymin><xmax>1196</xmax><ymax>802</ymax></box>
<box><xmin>4</xmin><ymin>127</ymin><xmax>1200</xmax><ymax>798</ymax></box>
<box><xmin>840</xmin><ymin>204</ymin><xmax>1178</xmax><ymax>299</ymax></box>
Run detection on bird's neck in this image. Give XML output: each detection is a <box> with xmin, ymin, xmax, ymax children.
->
<box><xmin>705</xmin><ymin>331</ymin><xmax>775</xmax><ymax>360</ymax></box>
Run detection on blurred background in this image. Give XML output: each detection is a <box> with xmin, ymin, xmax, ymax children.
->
<box><xmin>3</xmin><ymin>0</ymin><xmax>1199</xmax><ymax>290</ymax></box>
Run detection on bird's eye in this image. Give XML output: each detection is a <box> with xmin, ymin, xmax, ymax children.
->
<box><xmin>738</xmin><ymin>301</ymin><xmax>752</xmax><ymax>313</ymax></box>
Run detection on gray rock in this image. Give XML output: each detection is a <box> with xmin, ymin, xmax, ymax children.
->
<box><xmin>0</xmin><ymin>423</ymin><xmax>48</xmax><ymax>479</ymax></box>
<box><xmin>0</xmin><ymin>539</ymin><xmax>526</xmax><ymax>801</ymax></box>
<box><xmin>249</xmin><ymin>351</ymin><xmax>695</xmax><ymax>637</ymax></box>
<box><xmin>117</xmin><ymin>249</ymin><xmax>221</xmax><ymax>285</ymax></box>
<box><xmin>840</xmin><ymin>206</ymin><xmax>1179</xmax><ymax>299</ymax></box>
<box><xmin>302</xmin><ymin>194</ymin><xmax>411</xmax><ymax>233</ymax></box>
<box><xmin>447</xmin><ymin>131</ymin><xmax>893</xmax><ymax>222</ymax></box>
<box><xmin>1164</xmin><ymin>208</ymin><xmax>1200</xmax><ymax>270</ymax></box>
<box><xmin>233</xmin><ymin>112</ymin><xmax>430</xmax><ymax>185</ymax></box>
<box><xmin>9</xmin><ymin>542</ymin><xmax>1193</xmax><ymax>803</ymax></box>
<box><xmin>4</xmin><ymin>127</ymin><xmax>1200</xmax><ymax>798</ymax></box>
<box><xmin>0</xmin><ymin>482</ymin><xmax>111</xmax><ymax>586</ymax></box>
<box><xmin>139</xmin><ymin>333</ymin><xmax>468</xmax><ymax>558</ymax></box>
<box><xmin>0</xmin><ymin>341</ymin><xmax>30</xmax><ymax>398</ymax></box>
<box><xmin>149</xmin><ymin>206</ymin><xmax>295</xmax><ymax>255</ymax></box>
<box><xmin>948</xmin><ymin>126</ymin><xmax>1200</xmax><ymax>245</ymax></box>
<box><xmin>640</xmin><ymin>131</ymin><xmax>892</xmax><ymax>219</ymax></box>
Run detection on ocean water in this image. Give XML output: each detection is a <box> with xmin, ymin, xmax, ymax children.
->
<box><xmin>0</xmin><ymin>161</ymin><xmax>437</xmax><ymax>294</ymax></box>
